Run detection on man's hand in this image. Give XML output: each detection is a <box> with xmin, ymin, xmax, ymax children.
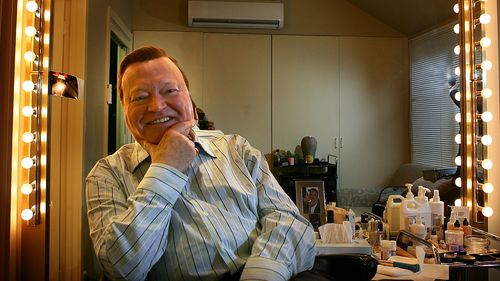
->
<box><xmin>141</xmin><ymin>120</ymin><xmax>198</xmax><ymax>172</ymax></box>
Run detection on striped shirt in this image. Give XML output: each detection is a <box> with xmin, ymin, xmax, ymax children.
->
<box><xmin>86</xmin><ymin>129</ymin><xmax>316</xmax><ymax>281</ymax></box>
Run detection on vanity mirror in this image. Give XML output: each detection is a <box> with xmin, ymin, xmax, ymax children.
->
<box><xmin>4</xmin><ymin>0</ymin><xmax>500</xmax><ymax>280</ymax></box>
<box><xmin>457</xmin><ymin>0</ymin><xmax>497</xmax><ymax>227</ymax></box>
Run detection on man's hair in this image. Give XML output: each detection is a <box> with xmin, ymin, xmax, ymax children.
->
<box><xmin>308</xmin><ymin>188</ymin><xmax>318</xmax><ymax>194</ymax></box>
<box><xmin>117</xmin><ymin>46</ymin><xmax>190</xmax><ymax>102</ymax></box>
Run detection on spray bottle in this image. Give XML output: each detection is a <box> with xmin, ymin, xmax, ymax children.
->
<box><xmin>399</xmin><ymin>184</ymin><xmax>418</xmax><ymax>231</ymax></box>
<box><xmin>415</xmin><ymin>186</ymin><xmax>431</xmax><ymax>238</ymax></box>
<box><xmin>430</xmin><ymin>190</ymin><xmax>445</xmax><ymax>241</ymax></box>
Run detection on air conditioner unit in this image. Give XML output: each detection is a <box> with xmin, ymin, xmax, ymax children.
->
<box><xmin>188</xmin><ymin>1</ymin><xmax>284</xmax><ymax>29</ymax></box>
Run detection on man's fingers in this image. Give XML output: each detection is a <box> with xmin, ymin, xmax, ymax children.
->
<box><xmin>169</xmin><ymin>120</ymin><xmax>197</xmax><ymax>136</ymax></box>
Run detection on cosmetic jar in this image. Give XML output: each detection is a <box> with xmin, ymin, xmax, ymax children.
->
<box><xmin>464</xmin><ymin>235</ymin><xmax>489</xmax><ymax>254</ymax></box>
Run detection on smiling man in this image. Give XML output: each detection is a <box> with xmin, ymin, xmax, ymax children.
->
<box><xmin>85</xmin><ymin>46</ymin><xmax>316</xmax><ymax>281</ymax></box>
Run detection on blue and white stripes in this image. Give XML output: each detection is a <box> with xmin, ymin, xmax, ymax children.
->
<box><xmin>86</xmin><ymin>129</ymin><xmax>316</xmax><ymax>281</ymax></box>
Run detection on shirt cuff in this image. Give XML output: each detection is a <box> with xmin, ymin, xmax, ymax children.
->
<box><xmin>137</xmin><ymin>163</ymin><xmax>188</xmax><ymax>205</ymax></box>
<box><xmin>240</xmin><ymin>257</ymin><xmax>290</xmax><ymax>281</ymax></box>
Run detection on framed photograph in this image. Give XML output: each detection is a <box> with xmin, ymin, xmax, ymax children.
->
<box><xmin>295</xmin><ymin>180</ymin><xmax>326</xmax><ymax>229</ymax></box>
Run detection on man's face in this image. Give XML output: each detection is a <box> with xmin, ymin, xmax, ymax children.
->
<box><xmin>309</xmin><ymin>190</ymin><xmax>318</xmax><ymax>205</ymax></box>
<box><xmin>122</xmin><ymin>57</ymin><xmax>194</xmax><ymax>144</ymax></box>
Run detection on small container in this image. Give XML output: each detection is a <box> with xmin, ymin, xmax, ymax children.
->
<box><xmin>446</xmin><ymin>230</ymin><xmax>464</xmax><ymax>252</ymax></box>
<box><xmin>462</xmin><ymin>218</ymin><xmax>472</xmax><ymax>237</ymax></box>
<box><xmin>326</xmin><ymin>202</ymin><xmax>335</xmax><ymax>223</ymax></box>
<box><xmin>464</xmin><ymin>235</ymin><xmax>490</xmax><ymax>254</ymax></box>
<box><xmin>380</xmin><ymin>240</ymin><xmax>396</xmax><ymax>260</ymax></box>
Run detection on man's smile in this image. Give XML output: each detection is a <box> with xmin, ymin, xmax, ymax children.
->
<box><xmin>147</xmin><ymin>116</ymin><xmax>172</xmax><ymax>125</ymax></box>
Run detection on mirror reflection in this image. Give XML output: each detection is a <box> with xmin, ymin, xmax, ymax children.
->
<box><xmin>4</xmin><ymin>0</ymin><xmax>500</xmax><ymax>280</ymax></box>
<box><xmin>82</xmin><ymin>0</ymin><xmax>468</xmax><ymax>278</ymax></box>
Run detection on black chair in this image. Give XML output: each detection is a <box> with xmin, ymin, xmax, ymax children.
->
<box><xmin>94</xmin><ymin>254</ymin><xmax>378</xmax><ymax>281</ymax></box>
<box><xmin>371</xmin><ymin>185</ymin><xmax>407</xmax><ymax>217</ymax></box>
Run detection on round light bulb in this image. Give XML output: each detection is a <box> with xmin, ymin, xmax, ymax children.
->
<box><xmin>482</xmin><ymin>206</ymin><xmax>493</xmax><ymax>217</ymax></box>
<box><xmin>455</xmin><ymin>113</ymin><xmax>461</xmax><ymax>123</ymax></box>
<box><xmin>482</xmin><ymin>159</ymin><xmax>493</xmax><ymax>169</ymax></box>
<box><xmin>481</xmin><ymin>60</ymin><xmax>493</xmax><ymax>70</ymax></box>
<box><xmin>453</xmin><ymin>24</ymin><xmax>460</xmax><ymax>34</ymax></box>
<box><xmin>26</xmin><ymin>1</ymin><xmax>38</xmax><ymax>12</ymax></box>
<box><xmin>482</xmin><ymin>88</ymin><xmax>492</xmax><ymax>98</ymax></box>
<box><xmin>455</xmin><ymin>91</ymin><xmax>460</xmax><ymax>101</ymax></box>
<box><xmin>481</xmin><ymin>135</ymin><xmax>492</xmax><ymax>145</ymax></box>
<box><xmin>21</xmin><ymin>183</ymin><xmax>34</xmax><ymax>195</ymax></box>
<box><xmin>480</xmin><ymin>37</ymin><xmax>491</xmax><ymax>48</ymax></box>
<box><xmin>454</xmin><ymin>45</ymin><xmax>460</xmax><ymax>55</ymax></box>
<box><xmin>455</xmin><ymin>177</ymin><xmax>462</xmax><ymax>187</ymax></box>
<box><xmin>25</xmin><ymin>26</ymin><xmax>37</xmax><ymax>37</ymax></box>
<box><xmin>21</xmin><ymin>157</ymin><xmax>34</xmax><ymax>169</ymax></box>
<box><xmin>22</xmin><ymin>80</ymin><xmax>35</xmax><ymax>92</ymax></box>
<box><xmin>24</xmin><ymin>51</ymin><xmax>36</xmax><ymax>62</ymax></box>
<box><xmin>482</xmin><ymin>183</ymin><xmax>494</xmax><ymax>193</ymax></box>
<box><xmin>453</xmin><ymin>4</ymin><xmax>459</xmax><ymax>14</ymax></box>
<box><xmin>481</xmin><ymin>111</ymin><xmax>493</xmax><ymax>122</ymax></box>
<box><xmin>22</xmin><ymin>132</ymin><xmax>34</xmax><ymax>143</ymax></box>
<box><xmin>21</xmin><ymin>209</ymin><xmax>34</xmax><ymax>221</ymax></box>
<box><xmin>454</xmin><ymin>198</ymin><xmax>462</xmax><ymax>207</ymax></box>
<box><xmin>455</xmin><ymin>134</ymin><xmax>461</xmax><ymax>144</ymax></box>
<box><xmin>455</xmin><ymin>156</ymin><xmax>462</xmax><ymax>166</ymax></box>
<box><xmin>22</xmin><ymin>106</ymin><xmax>34</xmax><ymax>117</ymax></box>
<box><xmin>455</xmin><ymin>67</ymin><xmax>460</xmax><ymax>76</ymax></box>
<box><xmin>479</xmin><ymin>13</ymin><xmax>491</xmax><ymax>24</ymax></box>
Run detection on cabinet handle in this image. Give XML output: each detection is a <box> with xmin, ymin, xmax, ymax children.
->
<box><xmin>340</xmin><ymin>137</ymin><xmax>343</xmax><ymax>148</ymax></box>
<box><xmin>334</xmin><ymin>137</ymin><xmax>338</xmax><ymax>149</ymax></box>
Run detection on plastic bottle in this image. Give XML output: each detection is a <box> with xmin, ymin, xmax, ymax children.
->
<box><xmin>430</xmin><ymin>227</ymin><xmax>438</xmax><ymax>244</ymax></box>
<box><xmin>380</xmin><ymin>240</ymin><xmax>396</xmax><ymax>260</ymax></box>
<box><xmin>415</xmin><ymin>186</ymin><xmax>432</xmax><ymax>238</ymax></box>
<box><xmin>430</xmin><ymin>190</ymin><xmax>445</xmax><ymax>241</ymax></box>
<box><xmin>273</xmin><ymin>149</ymin><xmax>281</xmax><ymax>167</ymax></box>
<box><xmin>384</xmin><ymin>194</ymin><xmax>405</xmax><ymax>237</ymax></box>
<box><xmin>447</xmin><ymin>211</ymin><xmax>458</xmax><ymax>231</ymax></box>
<box><xmin>410</xmin><ymin>216</ymin><xmax>427</xmax><ymax>240</ymax></box>
<box><xmin>399</xmin><ymin>184</ymin><xmax>418</xmax><ymax>231</ymax></box>
<box><xmin>462</xmin><ymin>218</ymin><xmax>472</xmax><ymax>237</ymax></box>
<box><xmin>454</xmin><ymin>218</ymin><xmax>461</xmax><ymax>230</ymax></box>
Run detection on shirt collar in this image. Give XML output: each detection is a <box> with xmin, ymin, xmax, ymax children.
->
<box><xmin>192</xmin><ymin>127</ymin><xmax>217</xmax><ymax>158</ymax></box>
<box><xmin>129</xmin><ymin>128</ymin><xmax>217</xmax><ymax>172</ymax></box>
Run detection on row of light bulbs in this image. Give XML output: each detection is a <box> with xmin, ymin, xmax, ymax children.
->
<box><xmin>20</xmin><ymin>0</ymin><xmax>43</xmax><ymax>222</ymax></box>
<box><xmin>453</xmin><ymin>0</ymin><xmax>494</xmax><ymax>218</ymax></box>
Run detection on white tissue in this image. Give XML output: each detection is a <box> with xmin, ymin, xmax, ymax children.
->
<box><xmin>416</xmin><ymin>245</ymin><xmax>425</xmax><ymax>267</ymax></box>
<box><xmin>318</xmin><ymin>221</ymin><xmax>353</xmax><ymax>244</ymax></box>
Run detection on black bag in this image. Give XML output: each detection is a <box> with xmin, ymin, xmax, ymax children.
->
<box><xmin>371</xmin><ymin>186</ymin><xmax>408</xmax><ymax>217</ymax></box>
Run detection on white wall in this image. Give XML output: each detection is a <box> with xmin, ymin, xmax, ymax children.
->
<box><xmin>132</xmin><ymin>0</ymin><xmax>403</xmax><ymax>37</ymax></box>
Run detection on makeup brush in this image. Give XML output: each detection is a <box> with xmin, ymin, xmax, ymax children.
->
<box><xmin>378</xmin><ymin>260</ymin><xmax>420</xmax><ymax>272</ymax></box>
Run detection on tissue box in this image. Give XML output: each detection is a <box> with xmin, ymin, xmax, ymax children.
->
<box><xmin>316</xmin><ymin>238</ymin><xmax>372</xmax><ymax>256</ymax></box>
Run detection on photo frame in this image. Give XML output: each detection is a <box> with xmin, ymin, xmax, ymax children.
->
<box><xmin>295</xmin><ymin>180</ymin><xmax>326</xmax><ymax>229</ymax></box>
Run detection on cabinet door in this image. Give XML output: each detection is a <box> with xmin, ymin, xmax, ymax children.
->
<box><xmin>133</xmin><ymin>31</ymin><xmax>204</xmax><ymax>107</ymax></box>
<box><xmin>338</xmin><ymin>37</ymin><xmax>409</xmax><ymax>206</ymax></box>
<box><xmin>272</xmin><ymin>35</ymin><xmax>340</xmax><ymax>160</ymax></box>
<box><xmin>203</xmin><ymin>33</ymin><xmax>272</xmax><ymax>153</ymax></box>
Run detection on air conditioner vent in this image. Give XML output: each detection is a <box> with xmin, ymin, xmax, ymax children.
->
<box><xmin>188</xmin><ymin>1</ymin><xmax>284</xmax><ymax>29</ymax></box>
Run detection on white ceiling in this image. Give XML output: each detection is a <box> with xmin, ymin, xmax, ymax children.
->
<box><xmin>346</xmin><ymin>0</ymin><xmax>457</xmax><ymax>36</ymax></box>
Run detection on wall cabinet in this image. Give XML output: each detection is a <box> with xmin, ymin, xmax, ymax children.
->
<box><xmin>337</xmin><ymin>37</ymin><xmax>409</xmax><ymax>206</ymax></box>
<box><xmin>272</xmin><ymin>35</ymin><xmax>340</xmax><ymax>161</ymax></box>
<box><xmin>133</xmin><ymin>31</ymin><xmax>409</xmax><ymax>206</ymax></box>
<box><xmin>203</xmin><ymin>33</ymin><xmax>272</xmax><ymax>152</ymax></box>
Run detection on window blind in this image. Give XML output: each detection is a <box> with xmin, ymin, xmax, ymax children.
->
<box><xmin>410</xmin><ymin>23</ymin><xmax>460</xmax><ymax>167</ymax></box>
